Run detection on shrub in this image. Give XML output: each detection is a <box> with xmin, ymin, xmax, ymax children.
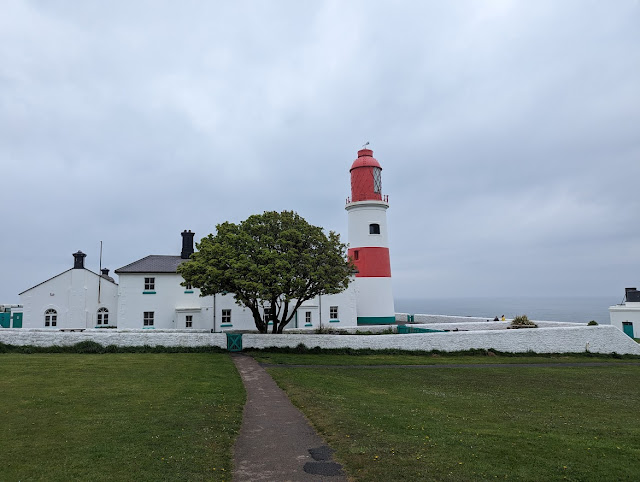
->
<box><xmin>511</xmin><ymin>315</ymin><xmax>537</xmax><ymax>327</ymax></box>
<box><xmin>588</xmin><ymin>320</ymin><xmax>598</xmax><ymax>326</ymax></box>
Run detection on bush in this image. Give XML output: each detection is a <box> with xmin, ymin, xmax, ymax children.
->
<box><xmin>511</xmin><ymin>315</ymin><xmax>537</xmax><ymax>327</ymax></box>
<box><xmin>588</xmin><ymin>320</ymin><xmax>599</xmax><ymax>326</ymax></box>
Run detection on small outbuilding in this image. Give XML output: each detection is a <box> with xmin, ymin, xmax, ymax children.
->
<box><xmin>18</xmin><ymin>251</ymin><xmax>118</xmax><ymax>330</ymax></box>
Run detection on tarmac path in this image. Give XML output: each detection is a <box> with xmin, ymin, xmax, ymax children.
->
<box><xmin>232</xmin><ymin>354</ymin><xmax>348</xmax><ymax>482</ymax></box>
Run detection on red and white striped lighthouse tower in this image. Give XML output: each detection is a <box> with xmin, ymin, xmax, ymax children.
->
<box><xmin>346</xmin><ymin>148</ymin><xmax>395</xmax><ymax>325</ymax></box>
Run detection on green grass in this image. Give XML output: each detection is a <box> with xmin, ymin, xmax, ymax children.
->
<box><xmin>0</xmin><ymin>353</ymin><xmax>244</xmax><ymax>481</ymax></box>
<box><xmin>266</xmin><ymin>356</ymin><xmax>640</xmax><ymax>481</ymax></box>
<box><xmin>250</xmin><ymin>351</ymin><xmax>638</xmax><ymax>366</ymax></box>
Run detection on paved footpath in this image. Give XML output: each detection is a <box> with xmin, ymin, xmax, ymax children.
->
<box><xmin>232</xmin><ymin>354</ymin><xmax>347</xmax><ymax>482</ymax></box>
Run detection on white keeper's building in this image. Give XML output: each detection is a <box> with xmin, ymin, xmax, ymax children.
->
<box><xmin>11</xmin><ymin>149</ymin><xmax>395</xmax><ymax>332</ymax></box>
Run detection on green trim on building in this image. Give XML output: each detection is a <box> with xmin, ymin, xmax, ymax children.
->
<box><xmin>357</xmin><ymin>316</ymin><xmax>396</xmax><ymax>325</ymax></box>
<box><xmin>142</xmin><ymin>291</ymin><xmax>156</xmax><ymax>294</ymax></box>
<box><xmin>329</xmin><ymin>319</ymin><xmax>340</xmax><ymax>323</ymax></box>
<box><xmin>305</xmin><ymin>323</ymin><xmax>313</xmax><ymax>327</ymax></box>
<box><xmin>184</xmin><ymin>290</ymin><xmax>194</xmax><ymax>294</ymax></box>
<box><xmin>221</xmin><ymin>323</ymin><xmax>233</xmax><ymax>328</ymax></box>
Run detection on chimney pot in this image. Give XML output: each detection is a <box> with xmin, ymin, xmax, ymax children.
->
<box><xmin>181</xmin><ymin>230</ymin><xmax>195</xmax><ymax>259</ymax></box>
<box><xmin>73</xmin><ymin>250</ymin><xmax>87</xmax><ymax>269</ymax></box>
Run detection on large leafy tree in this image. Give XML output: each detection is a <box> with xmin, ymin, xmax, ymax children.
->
<box><xmin>177</xmin><ymin>211</ymin><xmax>354</xmax><ymax>333</ymax></box>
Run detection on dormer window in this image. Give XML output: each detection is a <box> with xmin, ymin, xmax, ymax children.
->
<box><xmin>369</xmin><ymin>223</ymin><xmax>381</xmax><ymax>235</ymax></box>
<box><xmin>373</xmin><ymin>167</ymin><xmax>382</xmax><ymax>193</ymax></box>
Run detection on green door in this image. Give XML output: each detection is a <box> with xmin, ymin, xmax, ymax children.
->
<box><xmin>0</xmin><ymin>312</ymin><xmax>9</xmax><ymax>328</ymax></box>
<box><xmin>226</xmin><ymin>333</ymin><xmax>243</xmax><ymax>352</ymax></box>
<box><xmin>622</xmin><ymin>322</ymin><xmax>634</xmax><ymax>338</ymax></box>
<box><xmin>12</xmin><ymin>312</ymin><xmax>23</xmax><ymax>328</ymax></box>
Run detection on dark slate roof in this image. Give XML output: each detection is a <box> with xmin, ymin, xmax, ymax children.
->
<box><xmin>114</xmin><ymin>255</ymin><xmax>189</xmax><ymax>274</ymax></box>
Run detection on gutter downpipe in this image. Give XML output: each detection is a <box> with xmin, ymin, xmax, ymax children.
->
<box><xmin>213</xmin><ymin>294</ymin><xmax>217</xmax><ymax>333</ymax></box>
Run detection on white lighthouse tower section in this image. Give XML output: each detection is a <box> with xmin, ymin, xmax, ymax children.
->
<box><xmin>346</xmin><ymin>149</ymin><xmax>395</xmax><ymax>325</ymax></box>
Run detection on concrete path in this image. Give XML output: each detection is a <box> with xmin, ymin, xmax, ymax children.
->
<box><xmin>232</xmin><ymin>354</ymin><xmax>347</xmax><ymax>482</ymax></box>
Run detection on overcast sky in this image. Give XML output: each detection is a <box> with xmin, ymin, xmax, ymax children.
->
<box><xmin>1</xmin><ymin>0</ymin><xmax>639</xmax><ymax>304</ymax></box>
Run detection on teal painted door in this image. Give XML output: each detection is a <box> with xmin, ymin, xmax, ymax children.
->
<box><xmin>622</xmin><ymin>322</ymin><xmax>634</xmax><ymax>338</ymax></box>
<box><xmin>226</xmin><ymin>333</ymin><xmax>243</xmax><ymax>352</ymax></box>
<box><xmin>12</xmin><ymin>312</ymin><xmax>23</xmax><ymax>328</ymax></box>
<box><xmin>0</xmin><ymin>312</ymin><xmax>9</xmax><ymax>328</ymax></box>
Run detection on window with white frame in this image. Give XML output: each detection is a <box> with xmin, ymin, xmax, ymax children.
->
<box><xmin>369</xmin><ymin>223</ymin><xmax>380</xmax><ymax>235</ymax></box>
<box><xmin>185</xmin><ymin>315</ymin><xmax>192</xmax><ymax>328</ymax></box>
<box><xmin>144</xmin><ymin>311</ymin><xmax>154</xmax><ymax>326</ymax></box>
<box><xmin>222</xmin><ymin>309</ymin><xmax>231</xmax><ymax>324</ymax></box>
<box><xmin>330</xmin><ymin>306</ymin><xmax>338</xmax><ymax>319</ymax></box>
<box><xmin>45</xmin><ymin>308</ymin><xmax>57</xmax><ymax>327</ymax></box>
<box><xmin>97</xmin><ymin>307</ymin><xmax>109</xmax><ymax>325</ymax></box>
<box><xmin>144</xmin><ymin>277</ymin><xmax>155</xmax><ymax>290</ymax></box>
<box><xmin>305</xmin><ymin>311</ymin><xmax>311</xmax><ymax>324</ymax></box>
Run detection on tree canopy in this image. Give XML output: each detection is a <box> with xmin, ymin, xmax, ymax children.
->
<box><xmin>177</xmin><ymin>211</ymin><xmax>354</xmax><ymax>333</ymax></box>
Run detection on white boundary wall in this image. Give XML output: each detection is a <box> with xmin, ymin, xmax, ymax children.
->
<box><xmin>1</xmin><ymin>325</ymin><xmax>639</xmax><ymax>355</ymax></box>
<box><xmin>243</xmin><ymin>325</ymin><xmax>640</xmax><ymax>355</ymax></box>
<box><xmin>0</xmin><ymin>329</ymin><xmax>227</xmax><ymax>348</ymax></box>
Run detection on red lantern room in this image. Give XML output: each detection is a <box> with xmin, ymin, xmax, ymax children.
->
<box><xmin>350</xmin><ymin>149</ymin><xmax>383</xmax><ymax>202</ymax></box>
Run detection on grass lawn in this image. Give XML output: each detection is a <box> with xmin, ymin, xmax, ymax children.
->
<box><xmin>0</xmin><ymin>353</ymin><xmax>244</xmax><ymax>481</ymax></box>
<box><xmin>250</xmin><ymin>351</ymin><xmax>639</xmax><ymax>366</ymax></box>
<box><xmin>266</xmin><ymin>355</ymin><xmax>640</xmax><ymax>481</ymax></box>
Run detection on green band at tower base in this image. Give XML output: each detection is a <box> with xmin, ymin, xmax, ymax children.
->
<box><xmin>357</xmin><ymin>316</ymin><xmax>396</xmax><ymax>325</ymax></box>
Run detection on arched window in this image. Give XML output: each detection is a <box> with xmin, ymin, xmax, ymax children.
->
<box><xmin>97</xmin><ymin>307</ymin><xmax>109</xmax><ymax>325</ymax></box>
<box><xmin>369</xmin><ymin>223</ymin><xmax>381</xmax><ymax>235</ymax></box>
<box><xmin>45</xmin><ymin>309</ymin><xmax>57</xmax><ymax>327</ymax></box>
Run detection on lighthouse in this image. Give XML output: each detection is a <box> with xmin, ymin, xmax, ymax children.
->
<box><xmin>346</xmin><ymin>148</ymin><xmax>395</xmax><ymax>325</ymax></box>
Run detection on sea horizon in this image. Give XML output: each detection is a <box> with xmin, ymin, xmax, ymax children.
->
<box><xmin>394</xmin><ymin>295</ymin><xmax>622</xmax><ymax>325</ymax></box>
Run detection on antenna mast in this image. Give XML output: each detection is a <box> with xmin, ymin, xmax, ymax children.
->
<box><xmin>98</xmin><ymin>241</ymin><xmax>103</xmax><ymax>304</ymax></box>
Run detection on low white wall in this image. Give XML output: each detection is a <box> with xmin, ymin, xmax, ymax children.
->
<box><xmin>243</xmin><ymin>325</ymin><xmax>640</xmax><ymax>355</ymax></box>
<box><xmin>2</xmin><ymin>326</ymin><xmax>639</xmax><ymax>355</ymax></box>
<box><xmin>0</xmin><ymin>329</ymin><xmax>227</xmax><ymax>348</ymax></box>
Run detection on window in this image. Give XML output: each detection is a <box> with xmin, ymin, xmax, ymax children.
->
<box><xmin>144</xmin><ymin>277</ymin><xmax>155</xmax><ymax>290</ymax></box>
<box><xmin>263</xmin><ymin>306</ymin><xmax>272</xmax><ymax>323</ymax></box>
<box><xmin>305</xmin><ymin>311</ymin><xmax>312</xmax><ymax>324</ymax></box>
<box><xmin>185</xmin><ymin>282</ymin><xmax>192</xmax><ymax>290</ymax></box>
<box><xmin>97</xmin><ymin>307</ymin><xmax>109</xmax><ymax>325</ymax></box>
<box><xmin>185</xmin><ymin>315</ymin><xmax>193</xmax><ymax>328</ymax></box>
<box><xmin>222</xmin><ymin>309</ymin><xmax>231</xmax><ymax>324</ymax></box>
<box><xmin>353</xmin><ymin>250</ymin><xmax>359</xmax><ymax>261</ymax></box>
<box><xmin>330</xmin><ymin>306</ymin><xmax>338</xmax><ymax>319</ymax></box>
<box><xmin>144</xmin><ymin>311</ymin><xmax>154</xmax><ymax>326</ymax></box>
<box><xmin>45</xmin><ymin>308</ymin><xmax>57</xmax><ymax>327</ymax></box>
<box><xmin>373</xmin><ymin>167</ymin><xmax>382</xmax><ymax>193</ymax></box>
<box><xmin>369</xmin><ymin>223</ymin><xmax>380</xmax><ymax>235</ymax></box>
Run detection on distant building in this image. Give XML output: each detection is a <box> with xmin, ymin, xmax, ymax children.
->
<box><xmin>609</xmin><ymin>287</ymin><xmax>640</xmax><ymax>339</ymax></box>
<box><xmin>18</xmin><ymin>251</ymin><xmax>118</xmax><ymax>330</ymax></box>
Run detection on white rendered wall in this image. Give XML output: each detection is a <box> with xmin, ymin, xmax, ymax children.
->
<box><xmin>609</xmin><ymin>303</ymin><xmax>640</xmax><ymax>337</ymax></box>
<box><xmin>347</xmin><ymin>202</ymin><xmax>389</xmax><ymax>248</ymax></box>
<box><xmin>242</xmin><ymin>325</ymin><xmax>640</xmax><ymax>355</ymax></box>
<box><xmin>19</xmin><ymin>270</ymin><xmax>118</xmax><ymax>329</ymax></box>
<box><xmin>116</xmin><ymin>274</ymin><xmax>357</xmax><ymax>332</ymax></box>
<box><xmin>2</xmin><ymin>325</ymin><xmax>638</xmax><ymax>355</ymax></box>
<box><xmin>0</xmin><ymin>329</ymin><xmax>227</xmax><ymax>348</ymax></box>
<box><xmin>354</xmin><ymin>277</ymin><xmax>395</xmax><ymax>318</ymax></box>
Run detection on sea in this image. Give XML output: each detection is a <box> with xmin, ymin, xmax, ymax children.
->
<box><xmin>394</xmin><ymin>296</ymin><xmax>623</xmax><ymax>325</ymax></box>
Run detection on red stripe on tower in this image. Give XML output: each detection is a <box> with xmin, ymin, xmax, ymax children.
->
<box><xmin>348</xmin><ymin>247</ymin><xmax>391</xmax><ymax>277</ymax></box>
